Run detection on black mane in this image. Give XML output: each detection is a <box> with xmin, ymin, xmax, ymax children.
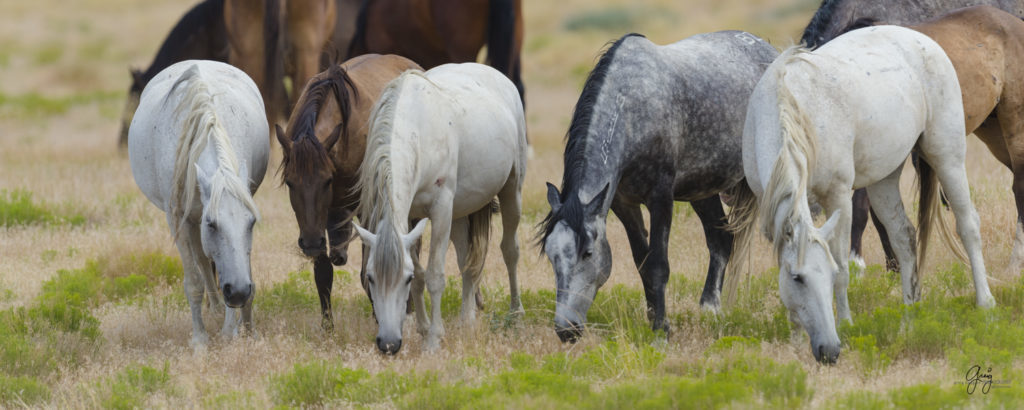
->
<box><xmin>279</xmin><ymin>65</ymin><xmax>357</xmax><ymax>179</ymax></box>
<box><xmin>538</xmin><ymin>33</ymin><xmax>643</xmax><ymax>249</ymax></box>
<box><xmin>139</xmin><ymin>0</ymin><xmax>227</xmax><ymax>87</ymax></box>
<box><xmin>800</xmin><ymin>0</ymin><xmax>843</xmax><ymax>49</ymax></box>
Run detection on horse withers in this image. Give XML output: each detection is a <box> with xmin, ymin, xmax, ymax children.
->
<box><xmin>128</xmin><ymin>60</ymin><xmax>269</xmax><ymax>348</ymax></box>
<box><xmin>731</xmin><ymin>26</ymin><xmax>994</xmax><ymax>364</ymax></box>
<box><xmin>538</xmin><ymin>32</ymin><xmax>777</xmax><ymax>343</ymax></box>
<box><xmin>276</xmin><ymin>54</ymin><xmax>421</xmax><ymax>332</ymax></box>
<box><xmin>354</xmin><ymin>63</ymin><xmax>527</xmax><ymax>354</ymax></box>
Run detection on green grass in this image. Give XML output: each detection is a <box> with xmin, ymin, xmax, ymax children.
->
<box><xmin>0</xmin><ymin>189</ymin><xmax>85</xmax><ymax>227</ymax></box>
<box><xmin>563</xmin><ymin>6</ymin><xmax>672</xmax><ymax>33</ymax></box>
<box><xmin>0</xmin><ymin>374</ymin><xmax>50</xmax><ymax>406</ymax></box>
<box><xmin>0</xmin><ymin>90</ymin><xmax>122</xmax><ymax>118</ymax></box>
<box><xmin>98</xmin><ymin>362</ymin><xmax>174</xmax><ymax>410</ymax></box>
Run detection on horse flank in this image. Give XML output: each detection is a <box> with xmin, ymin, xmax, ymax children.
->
<box><xmin>169</xmin><ymin>64</ymin><xmax>259</xmax><ymax>238</ymax></box>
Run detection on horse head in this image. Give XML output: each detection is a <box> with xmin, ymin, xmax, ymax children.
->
<box><xmin>774</xmin><ymin>208</ymin><xmax>842</xmax><ymax>364</ymax></box>
<box><xmin>277</xmin><ymin>123</ymin><xmax>342</xmax><ymax>259</ymax></box>
<box><xmin>194</xmin><ymin>164</ymin><xmax>257</xmax><ymax>308</ymax></box>
<box><xmin>353</xmin><ymin>217</ymin><xmax>426</xmax><ymax>354</ymax></box>
<box><xmin>541</xmin><ymin>182</ymin><xmax>611</xmax><ymax>343</ymax></box>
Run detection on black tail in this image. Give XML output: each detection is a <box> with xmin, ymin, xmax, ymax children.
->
<box><xmin>264</xmin><ymin>0</ymin><xmax>285</xmax><ymax>122</ymax></box>
<box><xmin>487</xmin><ymin>0</ymin><xmax>524</xmax><ymax>105</ymax></box>
<box><xmin>347</xmin><ymin>0</ymin><xmax>372</xmax><ymax>58</ymax></box>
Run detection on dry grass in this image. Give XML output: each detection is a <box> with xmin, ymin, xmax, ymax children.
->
<box><xmin>1</xmin><ymin>0</ymin><xmax>1023</xmax><ymax>408</ymax></box>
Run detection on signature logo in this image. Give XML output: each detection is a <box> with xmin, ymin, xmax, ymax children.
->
<box><xmin>958</xmin><ymin>365</ymin><xmax>1012</xmax><ymax>395</ymax></box>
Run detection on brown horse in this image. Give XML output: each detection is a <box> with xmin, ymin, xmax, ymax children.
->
<box><xmin>848</xmin><ymin>6</ymin><xmax>1024</xmax><ymax>273</ymax></box>
<box><xmin>224</xmin><ymin>0</ymin><xmax>337</xmax><ymax>124</ymax></box>
<box><xmin>348</xmin><ymin>0</ymin><xmax>524</xmax><ymax>103</ymax></box>
<box><xmin>276</xmin><ymin>54</ymin><xmax>421</xmax><ymax>331</ymax></box>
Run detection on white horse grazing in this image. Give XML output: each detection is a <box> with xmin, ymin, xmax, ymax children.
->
<box><xmin>729</xmin><ymin>26</ymin><xmax>995</xmax><ymax>364</ymax></box>
<box><xmin>354</xmin><ymin>63</ymin><xmax>526</xmax><ymax>354</ymax></box>
<box><xmin>128</xmin><ymin>60</ymin><xmax>269</xmax><ymax>348</ymax></box>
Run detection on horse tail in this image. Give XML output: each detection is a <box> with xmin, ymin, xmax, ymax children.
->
<box><xmin>723</xmin><ymin>180</ymin><xmax>758</xmax><ymax>306</ymax></box>
<box><xmin>916</xmin><ymin>157</ymin><xmax>968</xmax><ymax>277</ymax></box>
<box><xmin>168</xmin><ymin>64</ymin><xmax>230</xmax><ymax>239</ymax></box>
<box><xmin>465</xmin><ymin>200</ymin><xmax>496</xmax><ymax>308</ymax></box>
<box><xmin>263</xmin><ymin>0</ymin><xmax>284</xmax><ymax>120</ymax></box>
<box><xmin>347</xmin><ymin>0</ymin><xmax>372</xmax><ymax>58</ymax></box>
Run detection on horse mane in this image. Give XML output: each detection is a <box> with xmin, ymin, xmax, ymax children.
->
<box><xmin>538</xmin><ymin>33</ymin><xmax>643</xmax><ymax>250</ymax></box>
<box><xmin>800</xmin><ymin>0</ymin><xmax>845</xmax><ymax>48</ymax></box>
<box><xmin>139</xmin><ymin>0</ymin><xmax>226</xmax><ymax>86</ymax></box>
<box><xmin>837</xmin><ymin>17</ymin><xmax>880</xmax><ymax>36</ymax></box>
<box><xmin>279</xmin><ymin>64</ymin><xmax>358</xmax><ymax>180</ymax></box>
<box><xmin>169</xmin><ymin>64</ymin><xmax>259</xmax><ymax>238</ymax></box>
<box><xmin>347</xmin><ymin>0</ymin><xmax>372</xmax><ymax>57</ymax></box>
<box><xmin>759</xmin><ymin>47</ymin><xmax>832</xmax><ymax>267</ymax></box>
<box><xmin>357</xmin><ymin>70</ymin><xmax>429</xmax><ymax>286</ymax></box>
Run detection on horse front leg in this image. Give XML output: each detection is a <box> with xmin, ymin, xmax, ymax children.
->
<box><xmin>691</xmin><ymin>196</ymin><xmax>731</xmax><ymax>313</ymax></box>
<box><xmin>639</xmin><ymin>193</ymin><xmax>673</xmax><ymax>335</ymax></box>
<box><xmin>821</xmin><ymin>187</ymin><xmax>854</xmax><ymax>324</ymax></box>
<box><xmin>313</xmin><ymin>253</ymin><xmax>334</xmax><ymax>332</ymax></box>
<box><xmin>424</xmin><ymin>202</ymin><xmax>454</xmax><ymax>351</ymax></box>
<box><xmin>172</xmin><ymin>218</ymin><xmax>210</xmax><ymax>349</ymax></box>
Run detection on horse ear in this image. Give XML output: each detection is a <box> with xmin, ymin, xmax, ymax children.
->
<box><xmin>818</xmin><ymin>210</ymin><xmax>841</xmax><ymax>240</ymax></box>
<box><xmin>275</xmin><ymin>124</ymin><xmax>290</xmax><ymax>155</ymax></box>
<box><xmin>403</xmin><ymin>219</ymin><xmax>428</xmax><ymax>249</ymax></box>
<box><xmin>195</xmin><ymin>164</ymin><xmax>212</xmax><ymax>203</ymax></box>
<box><xmin>323</xmin><ymin>123</ymin><xmax>343</xmax><ymax>152</ymax></box>
<box><xmin>353</xmin><ymin>221</ymin><xmax>377</xmax><ymax>247</ymax></box>
<box><xmin>130</xmin><ymin>67</ymin><xmax>143</xmax><ymax>84</ymax></box>
<box><xmin>546</xmin><ymin>182</ymin><xmax>562</xmax><ymax>213</ymax></box>
<box><xmin>585</xmin><ymin>183</ymin><xmax>610</xmax><ymax>214</ymax></box>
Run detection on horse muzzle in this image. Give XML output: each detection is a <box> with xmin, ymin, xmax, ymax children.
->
<box><xmin>222</xmin><ymin>283</ymin><xmax>252</xmax><ymax>308</ymax></box>
<box><xmin>298</xmin><ymin>237</ymin><xmax>326</xmax><ymax>257</ymax></box>
<box><xmin>554</xmin><ymin>319</ymin><xmax>584</xmax><ymax>343</ymax></box>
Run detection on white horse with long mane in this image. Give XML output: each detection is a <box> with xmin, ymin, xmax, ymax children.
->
<box><xmin>129</xmin><ymin>60</ymin><xmax>269</xmax><ymax>348</ymax></box>
<box><xmin>354</xmin><ymin>63</ymin><xmax>527</xmax><ymax>354</ymax></box>
<box><xmin>729</xmin><ymin>26</ymin><xmax>995</xmax><ymax>364</ymax></box>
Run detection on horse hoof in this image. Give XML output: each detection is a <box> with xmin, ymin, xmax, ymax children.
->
<box><xmin>423</xmin><ymin>337</ymin><xmax>441</xmax><ymax>352</ymax></box>
<box><xmin>321</xmin><ymin>318</ymin><xmax>335</xmax><ymax>333</ymax></box>
<box><xmin>699</xmin><ymin>302</ymin><xmax>722</xmax><ymax>316</ymax></box>
<box><xmin>978</xmin><ymin>295</ymin><xmax>996</xmax><ymax>309</ymax></box>
<box><xmin>849</xmin><ymin>253</ymin><xmax>866</xmax><ymax>275</ymax></box>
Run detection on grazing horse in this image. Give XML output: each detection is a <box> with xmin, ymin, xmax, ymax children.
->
<box><xmin>128</xmin><ymin>60</ymin><xmax>269</xmax><ymax>347</ymax></box>
<box><xmin>354</xmin><ymin>64</ymin><xmax>526</xmax><ymax>354</ymax></box>
<box><xmin>730</xmin><ymin>26</ymin><xmax>994</xmax><ymax>364</ymax></box>
<box><xmin>276</xmin><ymin>54</ymin><xmax>421</xmax><ymax>332</ymax></box>
<box><xmin>347</xmin><ymin>0</ymin><xmax>524</xmax><ymax>104</ymax></box>
<box><xmin>800</xmin><ymin>0</ymin><xmax>1024</xmax><ymax>271</ymax></box>
<box><xmin>224</xmin><ymin>0</ymin><xmax>337</xmax><ymax>124</ymax></box>
<box><xmin>118</xmin><ymin>0</ymin><xmax>229</xmax><ymax>149</ymax></box>
<box><xmin>539</xmin><ymin>32</ymin><xmax>778</xmax><ymax>342</ymax></box>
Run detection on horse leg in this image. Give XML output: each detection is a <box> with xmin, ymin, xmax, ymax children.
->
<box><xmin>849</xmin><ymin>189</ymin><xmax>869</xmax><ymax>273</ymax></box>
<box><xmin>172</xmin><ymin>218</ymin><xmax>209</xmax><ymax>348</ymax></box>
<box><xmin>864</xmin><ymin>165</ymin><xmax>920</xmax><ymax>304</ymax></box>
<box><xmin>610</xmin><ymin>198</ymin><xmax>650</xmax><ymax>269</ymax></box>
<box><xmin>640</xmin><ymin>191</ymin><xmax>673</xmax><ymax>334</ymax></box>
<box><xmin>919</xmin><ymin>133</ymin><xmax>996</xmax><ymax>308</ymax></box>
<box><xmin>424</xmin><ymin>202</ymin><xmax>454</xmax><ymax>351</ymax></box>
<box><xmin>497</xmin><ymin>176</ymin><xmax>524</xmax><ymax>315</ymax></box>
<box><xmin>327</xmin><ymin>206</ymin><xmax>352</xmax><ymax>266</ymax></box>
<box><xmin>449</xmin><ymin>217</ymin><xmax>478</xmax><ymax>323</ymax></box>
<box><xmin>820</xmin><ymin>186</ymin><xmax>853</xmax><ymax>324</ymax></box>
<box><xmin>409</xmin><ymin>234</ymin><xmax>430</xmax><ymax>337</ymax></box>
<box><xmin>286</xmin><ymin>0</ymin><xmax>337</xmax><ymax>94</ymax></box>
<box><xmin>691</xmin><ymin>196</ymin><xmax>731</xmax><ymax>313</ymax></box>
<box><xmin>313</xmin><ymin>253</ymin><xmax>334</xmax><ymax>332</ymax></box>
<box><xmin>998</xmin><ymin>103</ymin><xmax>1024</xmax><ymax>277</ymax></box>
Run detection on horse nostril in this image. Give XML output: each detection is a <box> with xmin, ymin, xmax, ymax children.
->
<box><xmin>223</xmin><ymin>283</ymin><xmax>232</xmax><ymax>297</ymax></box>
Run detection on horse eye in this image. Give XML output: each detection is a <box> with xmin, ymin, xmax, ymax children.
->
<box><xmin>323</xmin><ymin>179</ymin><xmax>333</xmax><ymax>189</ymax></box>
<box><xmin>207</xmin><ymin>221</ymin><xmax>217</xmax><ymax>231</ymax></box>
<box><xmin>582</xmin><ymin>249</ymin><xmax>593</xmax><ymax>259</ymax></box>
<box><xmin>405</xmin><ymin>276</ymin><xmax>413</xmax><ymax>286</ymax></box>
<box><xmin>793</xmin><ymin>274</ymin><xmax>804</xmax><ymax>284</ymax></box>
<box><xmin>367</xmin><ymin>276</ymin><xmax>375</xmax><ymax>286</ymax></box>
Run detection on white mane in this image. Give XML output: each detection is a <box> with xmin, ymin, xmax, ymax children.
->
<box><xmin>169</xmin><ymin>64</ymin><xmax>259</xmax><ymax>238</ymax></box>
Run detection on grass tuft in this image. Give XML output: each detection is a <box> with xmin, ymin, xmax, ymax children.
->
<box><xmin>0</xmin><ymin>189</ymin><xmax>85</xmax><ymax>227</ymax></box>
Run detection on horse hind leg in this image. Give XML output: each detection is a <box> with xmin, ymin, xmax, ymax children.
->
<box><xmin>691</xmin><ymin>195</ymin><xmax>731</xmax><ymax>313</ymax></box>
<box><xmin>919</xmin><ymin>128</ymin><xmax>996</xmax><ymax>308</ymax></box>
<box><xmin>864</xmin><ymin>165</ymin><xmax>919</xmax><ymax>303</ymax></box>
<box><xmin>449</xmin><ymin>217</ymin><xmax>480</xmax><ymax>323</ymax></box>
<box><xmin>996</xmin><ymin>102</ymin><xmax>1024</xmax><ymax>277</ymax></box>
<box><xmin>497</xmin><ymin>177</ymin><xmax>524</xmax><ymax>315</ymax></box>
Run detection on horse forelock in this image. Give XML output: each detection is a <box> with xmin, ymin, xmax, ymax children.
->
<box><xmin>280</xmin><ymin>66</ymin><xmax>357</xmax><ymax>182</ymax></box>
<box><xmin>539</xmin><ymin>34</ymin><xmax>642</xmax><ymax>252</ymax></box>
<box><xmin>170</xmin><ymin>65</ymin><xmax>259</xmax><ymax>238</ymax></box>
<box><xmin>761</xmin><ymin>48</ymin><xmax>820</xmax><ymax>262</ymax></box>
<box><xmin>371</xmin><ymin>216</ymin><xmax>407</xmax><ymax>289</ymax></box>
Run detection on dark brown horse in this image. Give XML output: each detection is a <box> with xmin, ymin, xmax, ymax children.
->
<box><xmin>118</xmin><ymin>0</ymin><xmax>229</xmax><ymax>148</ymax></box>
<box><xmin>347</xmin><ymin>0</ymin><xmax>524</xmax><ymax>103</ymax></box>
<box><xmin>276</xmin><ymin>54</ymin><xmax>421</xmax><ymax>331</ymax></box>
<box><xmin>846</xmin><ymin>7</ymin><xmax>1024</xmax><ymax>274</ymax></box>
<box><xmin>224</xmin><ymin>0</ymin><xmax>339</xmax><ymax>124</ymax></box>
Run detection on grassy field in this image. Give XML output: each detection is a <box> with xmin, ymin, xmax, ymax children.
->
<box><xmin>1</xmin><ymin>0</ymin><xmax>1023</xmax><ymax>407</ymax></box>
